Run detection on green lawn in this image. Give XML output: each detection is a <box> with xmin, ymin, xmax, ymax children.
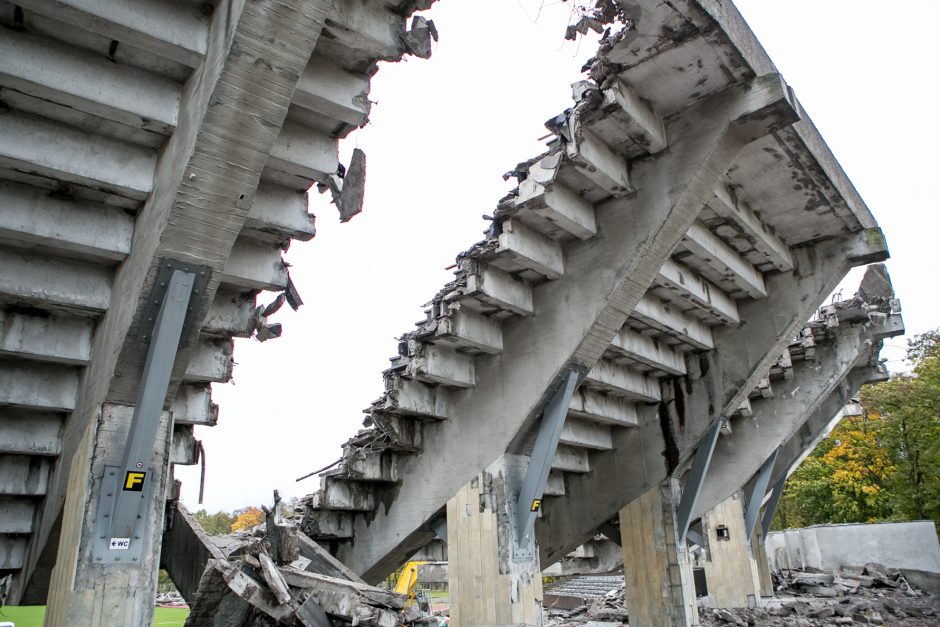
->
<box><xmin>0</xmin><ymin>606</ymin><xmax>189</xmax><ymax>627</ymax></box>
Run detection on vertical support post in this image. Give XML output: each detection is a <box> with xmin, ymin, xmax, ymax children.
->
<box><xmin>744</xmin><ymin>448</ymin><xmax>779</xmax><ymax>539</ymax></box>
<box><xmin>675</xmin><ymin>418</ymin><xmax>723</xmax><ymax>543</ymax></box>
<box><xmin>620</xmin><ymin>480</ymin><xmax>699</xmax><ymax>627</ymax></box>
<box><xmin>513</xmin><ymin>368</ymin><xmax>582</xmax><ymax>547</ymax></box>
<box><xmin>701</xmin><ymin>492</ymin><xmax>762</xmax><ymax>609</ymax></box>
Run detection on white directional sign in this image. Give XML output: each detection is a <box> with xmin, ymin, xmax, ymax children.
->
<box><xmin>109</xmin><ymin>538</ymin><xmax>130</xmax><ymax>550</ymax></box>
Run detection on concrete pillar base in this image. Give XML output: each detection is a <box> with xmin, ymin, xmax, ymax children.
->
<box><xmin>753</xmin><ymin>529</ymin><xmax>775</xmax><ymax>598</ymax></box>
<box><xmin>446</xmin><ymin>456</ymin><xmax>543</xmax><ymax>627</ymax></box>
<box><xmin>43</xmin><ymin>404</ymin><xmax>172</xmax><ymax>627</ymax></box>
<box><xmin>620</xmin><ymin>480</ymin><xmax>700</xmax><ymax>627</ymax></box>
<box><xmin>702</xmin><ymin>492</ymin><xmax>762</xmax><ymax>609</ymax></box>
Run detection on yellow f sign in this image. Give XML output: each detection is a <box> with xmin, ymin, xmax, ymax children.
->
<box><xmin>123</xmin><ymin>471</ymin><xmax>146</xmax><ymax>492</ymax></box>
<box><xmin>531</xmin><ymin>499</ymin><xmax>542</xmax><ymax>512</ymax></box>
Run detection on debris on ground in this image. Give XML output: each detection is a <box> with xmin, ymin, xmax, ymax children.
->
<box><xmin>542</xmin><ymin>566</ymin><xmax>940</xmax><ymax>626</ymax></box>
<box><xmin>181</xmin><ymin>494</ymin><xmax>436</xmax><ymax>626</ymax></box>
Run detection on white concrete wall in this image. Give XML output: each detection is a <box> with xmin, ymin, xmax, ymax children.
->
<box><xmin>767</xmin><ymin>521</ymin><xmax>940</xmax><ymax>574</ymax></box>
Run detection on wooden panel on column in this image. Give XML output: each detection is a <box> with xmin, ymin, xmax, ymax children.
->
<box><xmin>702</xmin><ymin>492</ymin><xmax>761</xmax><ymax>608</ymax></box>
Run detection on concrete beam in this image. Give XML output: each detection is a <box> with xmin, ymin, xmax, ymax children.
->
<box><xmin>0</xmin><ymin>310</ymin><xmax>93</xmax><ymax>365</ymax></box>
<box><xmin>0</xmin><ymin>456</ymin><xmax>52</xmax><ymax>496</ymax></box>
<box><xmin>243</xmin><ymin>182</ymin><xmax>316</xmax><ymax>244</ymax></box>
<box><xmin>379</xmin><ymin>378</ymin><xmax>450</xmax><ymax>420</ymax></box>
<box><xmin>322</xmin><ymin>1</ymin><xmax>405</xmax><ymax>67</ymax></box>
<box><xmin>631</xmin><ymin>294</ymin><xmax>714</xmax><ymax>350</ymax></box>
<box><xmin>513</xmin><ymin>175</ymin><xmax>597</xmax><ymax>241</ymax></box>
<box><xmin>408</xmin><ymin>344</ymin><xmax>476</xmax><ymax>389</ymax></box>
<box><xmin>678</xmin><ymin>222</ymin><xmax>767</xmax><ymax>299</ymax></box>
<box><xmin>311</xmin><ymin>478</ymin><xmax>375</xmax><ymax>511</ymax></box>
<box><xmin>490</xmin><ymin>219</ymin><xmax>565</xmax><ymax>280</ymax></box>
<box><xmin>0</xmin><ymin>535</ymin><xmax>28</xmax><ymax>569</ymax></box>
<box><xmin>303</xmin><ymin>510</ymin><xmax>354</xmax><ymax>540</ymax></box>
<box><xmin>583</xmin><ymin>78</ymin><xmax>667</xmax><ymax>157</ymax></box>
<box><xmin>0</xmin><ymin>113</ymin><xmax>155</xmax><ymax>202</ymax></box>
<box><xmin>0</xmin><ymin>361</ymin><xmax>78</xmax><ymax>411</ymax></box>
<box><xmin>433</xmin><ymin>307</ymin><xmax>503</xmax><ymax>354</ymax></box>
<box><xmin>609</xmin><ymin>326</ymin><xmax>687</xmax><ymax>376</ymax></box>
<box><xmin>220</xmin><ymin>239</ymin><xmax>288</xmax><ymax>292</ymax></box>
<box><xmin>0</xmin><ymin>410</ymin><xmax>62</xmax><ymax>456</ymax></box>
<box><xmin>202</xmin><ymin>288</ymin><xmax>256</xmax><ymax>338</ymax></box>
<box><xmin>0</xmin><ymin>181</ymin><xmax>134</xmax><ymax>262</ymax></box>
<box><xmin>0</xmin><ymin>28</ymin><xmax>180</xmax><ymax>133</ymax></box>
<box><xmin>171</xmin><ymin>425</ymin><xmax>199</xmax><ymax>465</ymax></box>
<box><xmin>293</xmin><ymin>55</ymin><xmax>370</xmax><ymax>130</ymax></box>
<box><xmin>710</xmin><ymin>184</ymin><xmax>793</xmax><ymax>272</ymax></box>
<box><xmin>342</xmin><ymin>74</ymin><xmax>801</xmax><ymax>582</ymax></box>
<box><xmin>460</xmin><ymin>265</ymin><xmax>534</xmax><ymax>316</ymax></box>
<box><xmin>265</xmin><ymin>120</ymin><xmax>339</xmax><ymax>190</ymax></box>
<box><xmin>183</xmin><ymin>338</ymin><xmax>234</xmax><ymax>384</ymax></box>
<box><xmin>551</xmin><ymin>445</ymin><xmax>590</xmax><ymax>473</ymax></box>
<box><xmin>0</xmin><ymin>249</ymin><xmax>111</xmax><ymax>314</ymax></box>
<box><xmin>586</xmin><ymin>360</ymin><xmax>661</xmax><ymax>402</ymax></box>
<box><xmin>655</xmin><ymin>258</ymin><xmax>739</xmax><ymax>325</ymax></box>
<box><xmin>0</xmin><ymin>497</ymin><xmax>36</xmax><ymax>533</ymax></box>
<box><xmin>560</xmin><ymin>419</ymin><xmax>613</xmax><ymax>450</ymax></box>
<box><xmin>567</xmin><ymin>130</ymin><xmax>632</xmax><ymax>197</ymax></box>
<box><xmin>568</xmin><ymin>389</ymin><xmax>639</xmax><ymax>428</ymax></box>
<box><xmin>544</xmin><ymin>470</ymin><xmax>566</xmax><ymax>496</ymax></box>
<box><xmin>18</xmin><ymin>0</ymin><xmax>210</xmax><ymax>67</ymax></box>
<box><xmin>172</xmin><ymin>384</ymin><xmax>217</xmax><ymax>427</ymax></box>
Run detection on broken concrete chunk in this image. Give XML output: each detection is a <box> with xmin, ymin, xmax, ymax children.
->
<box><xmin>400</xmin><ymin>16</ymin><xmax>437</xmax><ymax>59</ymax></box>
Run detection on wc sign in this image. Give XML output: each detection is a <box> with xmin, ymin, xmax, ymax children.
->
<box><xmin>109</xmin><ymin>538</ymin><xmax>130</xmax><ymax>551</ymax></box>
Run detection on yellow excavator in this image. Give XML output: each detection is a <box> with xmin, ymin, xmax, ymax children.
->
<box><xmin>394</xmin><ymin>561</ymin><xmax>427</xmax><ymax>608</ymax></box>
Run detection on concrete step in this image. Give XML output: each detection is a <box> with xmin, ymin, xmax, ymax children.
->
<box><xmin>607</xmin><ymin>326</ymin><xmax>686</xmax><ymax>377</ymax></box>
<box><xmin>431</xmin><ymin>306</ymin><xmax>503</xmax><ymax>355</ymax></box>
<box><xmin>486</xmin><ymin>218</ymin><xmax>565</xmax><ymax>281</ymax></box>
<box><xmin>310</xmin><ymin>477</ymin><xmax>375</xmax><ymax>512</ymax></box>
<box><xmin>585</xmin><ymin>360</ymin><xmax>661</xmax><ymax>403</ymax></box>
<box><xmin>568</xmin><ymin>389</ymin><xmax>639</xmax><ymax>428</ymax></box>
<box><xmin>457</xmin><ymin>264</ymin><xmax>534</xmax><ymax>317</ymax></box>
<box><xmin>0</xmin><ymin>309</ymin><xmax>94</xmax><ymax>366</ymax></box>
<box><xmin>560</xmin><ymin>419</ymin><xmax>614</xmax><ymax>451</ymax></box>
<box><xmin>629</xmin><ymin>294</ymin><xmax>714</xmax><ymax>351</ymax></box>
<box><xmin>653</xmin><ymin>258</ymin><xmax>739</xmax><ymax>326</ymax></box>
<box><xmin>0</xmin><ymin>249</ymin><xmax>112</xmax><ymax>315</ymax></box>
<box><xmin>302</xmin><ymin>509</ymin><xmax>355</xmax><ymax>540</ymax></box>
<box><xmin>375</xmin><ymin>377</ymin><xmax>450</xmax><ymax>420</ymax></box>
<box><xmin>404</xmin><ymin>343</ymin><xmax>476</xmax><ymax>389</ymax></box>
<box><xmin>0</xmin><ymin>455</ymin><xmax>52</xmax><ymax>496</ymax></box>
<box><xmin>0</xmin><ymin>409</ymin><xmax>63</xmax><ymax>456</ymax></box>
<box><xmin>676</xmin><ymin>222</ymin><xmax>767</xmax><ymax>300</ymax></box>
<box><xmin>551</xmin><ymin>445</ymin><xmax>591</xmax><ymax>474</ymax></box>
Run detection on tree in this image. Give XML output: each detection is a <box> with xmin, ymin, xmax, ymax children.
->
<box><xmin>231</xmin><ymin>506</ymin><xmax>265</xmax><ymax>532</ymax></box>
<box><xmin>193</xmin><ymin>509</ymin><xmax>236</xmax><ymax>535</ymax></box>
<box><xmin>772</xmin><ymin>329</ymin><xmax>940</xmax><ymax>530</ymax></box>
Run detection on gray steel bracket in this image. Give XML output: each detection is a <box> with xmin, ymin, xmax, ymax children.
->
<box><xmin>91</xmin><ymin>465</ymin><xmax>155</xmax><ymax>564</ymax></box>
<box><xmin>745</xmin><ymin>447</ymin><xmax>779</xmax><ymax>539</ymax></box>
<box><xmin>759</xmin><ymin>474</ymin><xmax>787</xmax><ymax>542</ymax></box>
<box><xmin>93</xmin><ymin>264</ymin><xmax>202</xmax><ymax>562</ymax></box>
<box><xmin>675</xmin><ymin>417</ymin><xmax>723</xmax><ymax>544</ymax></box>
<box><xmin>511</xmin><ymin>367</ymin><xmax>585</xmax><ymax>561</ymax></box>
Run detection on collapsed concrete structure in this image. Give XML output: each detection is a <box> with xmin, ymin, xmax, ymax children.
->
<box><xmin>0</xmin><ymin>0</ymin><xmax>901</xmax><ymax>625</ymax></box>
<box><xmin>0</xmin><ymin>0</ymin><xmax>438</xmax><ymax>624</ymax></box>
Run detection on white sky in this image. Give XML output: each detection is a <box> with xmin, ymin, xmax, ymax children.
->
<box><xmin>177</xmin><ymin>0</ymin><xmax>940</xmax><ymax>513</ymax></box>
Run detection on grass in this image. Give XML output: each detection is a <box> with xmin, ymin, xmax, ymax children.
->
<box><xmin>0</xmin><ymin>606</ymin><xmax>189</xmax><ymax>627</ymax></box>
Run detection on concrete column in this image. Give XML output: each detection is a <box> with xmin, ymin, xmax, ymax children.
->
<box><xmin>701</xmin><ymin>492</ymin><xmax>761</xmax><ymax>609</ymax></box>
<box><xmin>752</xmin><ymin>528</ymin><xmax>775</xmax><ymax>598</ymax></box>
<box><xmin>43</xmin><ymin>404</ymin><xmax>172</xmax><ymax>627</ymax></box>
<box><xmin>620</xmin><ymin>480</ymin><xmax>699</xmax><ymax>627</ymax></box>
<box><xmin>446</xmin><ymin>457</ymin><xmax>543</xmax><ymax>627</ymax></box>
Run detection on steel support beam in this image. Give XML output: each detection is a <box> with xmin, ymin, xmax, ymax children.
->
<box><xmin>744</xmin><ymin>448</ymin><xmax>779</xmax><ymax>539</ymax></box>
<box><xmin>97</xmin><ymin>270</ymin><xmax>194</xmax><ymax>560</ymax></box>
<box><xmin>514</xmin><ymin>368</ymin><xmax>583</xmax><ymax>547</ymax></box>
<box><xmin>759</xmin><ymin>475</ymin><xmax>786</xmax><ymax>542</ymax></box>
<box><xmin>675</xmin><ymin>418</ymin><xmax>723</xmax><ymax>544</ymax></box>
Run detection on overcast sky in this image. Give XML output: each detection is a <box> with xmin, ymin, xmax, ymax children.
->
<box><xmin>176</xmin><ymin>0</ymin><xmax>940</xmax><ymax>513</ymax></box>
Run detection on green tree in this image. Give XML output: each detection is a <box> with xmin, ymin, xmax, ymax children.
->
<box><xmin>193</xmin><ymin>508</ymin><xmax>236</xmax><ymax>535</ymax></box>
<box><xmin>773</xmin><ymin>329</ymin><xmax>940</xmax><ymax>529</ymax></box>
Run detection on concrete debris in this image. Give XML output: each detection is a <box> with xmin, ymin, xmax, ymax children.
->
<box><xmin>543</xmin><ymin>567</ymin><xmax>940</xmax><ymax>627</ymax></box>
<box><xmin>183</xmin><ymin>516</ymin><xmax>429</xmax><ymax>627</ymax></box>
<box><xmin>317</xmin><ymin>149</ymin><xmax>367</xmax><ymax>223</ymax></box>
<box><xmin>400</xmin><ymin>16</ymin><xmax>438</xmax><ymax>59</ymax></box>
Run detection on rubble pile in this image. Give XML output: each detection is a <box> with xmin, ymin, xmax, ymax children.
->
<box><xmin>543</xmin><ymin>565</ymin><xmax>940</xmax><ymax>627</ymax></box>
<box><xmin>181</xmin><ymin>498</ymin><xmax>435</xmax><ymax>627</ymax></box>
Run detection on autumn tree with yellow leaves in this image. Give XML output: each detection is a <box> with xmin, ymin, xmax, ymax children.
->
<box><xmin>773</xmin><ymin>329</ymin><xmax>940</xmax><ymax>530</ymax></box>
<box><xmin>230</xmin><ymin>506</ymin><xmax>265</xmax><ymax>532</ymax></box>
